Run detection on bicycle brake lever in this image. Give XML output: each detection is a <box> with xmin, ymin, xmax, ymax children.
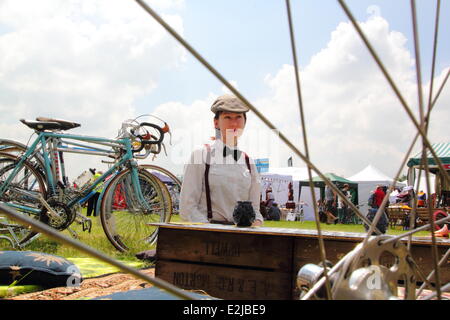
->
<box><xmin>167</xmin><ymin>131</ymin><xmax>172</xmax><ymax>145</ymax></box>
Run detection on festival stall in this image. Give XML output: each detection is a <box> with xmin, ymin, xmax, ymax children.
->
<box><xmin>261</xmin><ymin>167</ymin><xmax>320</xmax><ymax>221</ymax></box>
<box><xmin>407</xmin><ymin>142</ymin><xmax>450</xmax><ymax>208</ymax></box>
<box><xmin>260</xmin><ymin>172</ymin><xmax>292</xmax><ymax>206</ymax></box>
<box><xmin>299</xmin><ymin>172</ymin><xmax>358</xmax><ymax>206</ymax></box>
<box><xmin>347</xmin><ymin>164</ymin><xmax>402</xmax><ymax>212</ymax></box>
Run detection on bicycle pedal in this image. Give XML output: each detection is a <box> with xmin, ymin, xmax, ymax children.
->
<box><xmin>82</xmin><ymin>219</ymin><xmax>92</xmax><ymax>233</ymax></box>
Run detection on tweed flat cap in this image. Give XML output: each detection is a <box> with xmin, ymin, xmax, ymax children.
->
<box><xmin>210</xmin><ymin>94</ymin><xmax>249</xmax><ymax>114</ymax></box>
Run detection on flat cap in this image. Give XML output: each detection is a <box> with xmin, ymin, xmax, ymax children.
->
<box><xmin>211</xmin><ymin>94</ymin><xmax>249</xmax><ymax>114</ymax></box>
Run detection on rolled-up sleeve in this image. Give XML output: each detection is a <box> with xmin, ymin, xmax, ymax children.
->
<box><xmin>179</xmin><ymin>150</ymin><xmax>209</xmax><ymax>223</ymax></box>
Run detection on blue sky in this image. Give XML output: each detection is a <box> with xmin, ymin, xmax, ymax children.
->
<box><xmin>0</xmin><ymin>0</ymin><xmax>448</xmax><ymax>179</ymax></box>
<box><xmin>139</xmin><ymin>0</ymin><xmax>450</xmax><ymax>108</ymax></box>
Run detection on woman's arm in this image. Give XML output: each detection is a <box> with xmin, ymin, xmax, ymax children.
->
<box><xmin>179</xmin><ymin>150</ymin><xmax>209</xmax><ymax>223</ymax></box>
<box><xmin>249</xmin><ymin>162</ymin><xmax>264</xmax><ymax>226</ymax></box>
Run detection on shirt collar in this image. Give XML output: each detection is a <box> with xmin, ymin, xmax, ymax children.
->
<box><xmin>212</xmin><ymin>139</ymin><xmax>242</xmax><ymax>161</ymax></box>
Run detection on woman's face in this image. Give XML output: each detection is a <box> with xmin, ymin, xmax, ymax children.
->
<box><xmin>214</xmin><ymin>112</ymin><xmax>246</xmax><ymax>144</ymax></box>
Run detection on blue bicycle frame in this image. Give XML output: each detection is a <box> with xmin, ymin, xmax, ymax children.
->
<box><xmin>0</xmin><ymin>130</ymin><xmax>148</xmax><ymax>215</ymax></box>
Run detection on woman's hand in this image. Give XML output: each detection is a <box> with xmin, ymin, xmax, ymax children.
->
<box><xmin>252</xmin><ymin>220</ymin><xmax>263</xmax><ymax>227</ymax></box>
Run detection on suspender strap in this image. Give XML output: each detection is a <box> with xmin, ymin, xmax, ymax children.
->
<box><xmin>204</xmin><ymin>144</ymin><xmax>213</xmax><ymax>220</ymax></box>
<box><xmin>244</xmin><ymin>153</ymin><xmax>251</xmax><ymax>173</ymax></box>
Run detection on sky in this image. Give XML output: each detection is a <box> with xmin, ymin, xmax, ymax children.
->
<box><xmin>0</xmin><ymin>0</ymin><xmax>449</xmax><ymax>181</ymax></box>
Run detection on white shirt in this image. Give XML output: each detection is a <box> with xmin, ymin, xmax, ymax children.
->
<box><xmin>389</xmin><ymin>190</ymin><xmax>399</xmax><ymax>204</ymax></box>
<box><xmin>179</xmin><ymin>139</ymin><xmax>263</xmax><ymax>223</ymax></box>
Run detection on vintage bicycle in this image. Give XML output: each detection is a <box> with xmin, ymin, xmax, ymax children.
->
<box><xmin>0</xmin><ymin>116</ymin><xmax>174</xmax><ymax>255</ymax></box>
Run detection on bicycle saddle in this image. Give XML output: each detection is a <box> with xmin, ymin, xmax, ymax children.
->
<box><xmin>20</xmin><ymin>117</ymin><xmax>81</xmax><ymax>131</ymax></box>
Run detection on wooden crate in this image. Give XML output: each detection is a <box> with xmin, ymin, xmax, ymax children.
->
<box><xmin>154</xmin><ymin>223</ymin><xmax>450</xmax><ymax>300</ymax></box>
<box><xmin>156</xmin><ymin>261</ymin><xmax>292</xmax><ymax>300</ymax></box>
<box><xmin>155</xmin><ymin>227</ymin><xmax>293</xmax><ymax>300</ymax></box>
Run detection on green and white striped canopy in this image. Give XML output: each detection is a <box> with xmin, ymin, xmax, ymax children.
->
<box><xmin>407</xmin><ymin>142</ymin><xmax>450</xmax><ymax>168</ymax></box>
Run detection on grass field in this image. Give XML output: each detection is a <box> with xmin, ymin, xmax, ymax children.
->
<box><xmin>1</xmin><ymin>213</ymin><xmax>432</xmax><ymax>263</ymax></box>
<box><xmin>25</xmin><ymin>215</ymin><xmax>147</xmax><ymax>260</ymax></box>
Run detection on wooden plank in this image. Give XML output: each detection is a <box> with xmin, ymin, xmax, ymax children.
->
<box><xmin>152</xmin><ymin>222</ymin><xmax>372</xmax><ymax>240</ymax></box>
<box><xmin>409</xmin><ymin>244</ymin><xmax>450</xmax><ymax>284</ymax></box>
<box><xmin>157</xmin><ymin>228</ymin><xmax>293</xmax><ymax>272</ymax></box>
<box><xmin>293</xmin><ymin>238</ymin><xmax>359</xmax><ymax>269</ymax></box>
<box><xmin>155</xmin><ymin>260</ymin><xmax>292</xmax><ymax>300</ymax></box>
<box><xmin>152</xmin><ymin>222</ymin><xmax>450</xmax><ymax>247</ymax></box>
<box><xmin>292</xmin><ymin>238</ymin><xmax>360</xmax><ymax>299</ymax></box>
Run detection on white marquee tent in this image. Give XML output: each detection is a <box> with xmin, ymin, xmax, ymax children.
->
<box><xmin>261</xmin><ymin>167</ymin><xmax>320</xmax><ymax>221</ymax></box>
<box><xmin>347</xmin><ymin>164</ymin><xmax>405</xmax><ymax>212</ymax></box>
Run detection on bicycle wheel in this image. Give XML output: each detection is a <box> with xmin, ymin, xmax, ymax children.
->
<box><xmin>140</xmin><ymin>164</ymin><xmax>181</xmax><ymax>217</ymax></box>
<box><xmin>100</xmin><ymin>167</ymin><xmax>172</xmax><ymax>254</ymax></box>
<box><xmin>0</xmin><ymin>154</ymin><xmax>47</xmax><ymax>246</ymax></box>
<box><xmin>0</xmin><ymin>140</ymin><xmax>46</xmax><ymax>180</ymax></box>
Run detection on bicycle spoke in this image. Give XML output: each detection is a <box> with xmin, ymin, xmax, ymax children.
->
<box><xmin>100</xmin><ymin>168</ymin><xmax>170</xmax><ymax>254</ymax></box>
<box><xmin>337</xmin><ymin>0</ymin><xmax>449</xmax><ymax>187</ymax></box>
<box><xmin>285</xmin><ymin>0</ymin><xmax>332</xmax><ymax>300</ymax></box>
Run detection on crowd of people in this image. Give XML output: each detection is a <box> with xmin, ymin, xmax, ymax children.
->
<box><xmin>317</xmin><ymin>183</ymin><xmax>356</xmax><ymax>225</ymax></box>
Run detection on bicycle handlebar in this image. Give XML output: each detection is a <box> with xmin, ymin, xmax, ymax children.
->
<box><xmin>130</xmin><ymin>121</ymin><xmax>169</xmax><ymax>154</ymax></box>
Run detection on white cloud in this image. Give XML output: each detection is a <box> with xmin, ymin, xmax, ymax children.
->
<box><xmin>251</xmin><ymin>16</ymin><xmax>449</xmax><ymax>178</ymax></box>
<box><xmin>137</xmin><ymin>14</ymin><xmax>450</xmax><ymax>181</ymax></box>
<box><xmin>0</xmin><ymin>0</ymin><xmax>186</xmax><ymax>176</ymax></box>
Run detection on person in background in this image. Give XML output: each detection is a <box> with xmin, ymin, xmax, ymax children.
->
<box><xmin>373</xmin><ymin>185</ymin><xmax>386</xmax><ymax>208</ymax></box>
<box><xmin>397</xmin><ymin>186</ymin><xmax>414</xmax><ymax>206</ymax></box>
<box><xmin>265</xmin><ymin>186</ymin><xmax>275</xmax><ymax>209</ymax></box>
<box><xmin>365</xmin><ymin>186</ymin><xmax>388</xmax><ymax>235</ymax></box>
<box><xmin>324</xmin><ymin>184</ymin><xmax>338</xmax><ymax>224</ymax></box>
<box><xmin>389</xmin><ymin>187</ymin><xmax>401</xmax><ymax>204</ymax></box>
<box><xmin>260</xmin><ymin>194</ymin><xmax>268</xmax><ymax>220</ymax></box>
<box><xmin>338</xmin><ymin>184</ymin><xmax>350</xmax><ymax>224</ymax></box>
<box><xmin>417</xmin><ymin>190</ymin><xmax>427</xmax><ymax>207</ymax></box>
<box><xmin>86</xmin><ymin>169</ymin><xmax>104</xmax><ymax>217</ymax></box>
<box><xmin>267</xmin><ymin>202</ymin><xmax>281</xmax><ymax>221</ymax></box>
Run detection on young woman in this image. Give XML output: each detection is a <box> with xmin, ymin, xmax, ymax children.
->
<box><xmin>179</xmin><ymin>94</ymin><xmax>264</xmax><ymax>226</ymax></box>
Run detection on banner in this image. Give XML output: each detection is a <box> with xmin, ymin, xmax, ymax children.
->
<box><xmin>255</xmin><ymin>158</ymin><xmax>269</xmax><ymax>173</ymax></box>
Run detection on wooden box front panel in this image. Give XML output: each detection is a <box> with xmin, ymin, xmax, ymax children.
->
<box><xmin>293</xmin><ymin>238</ymin><xmax>359</xmax><ymax>270</ymax></box>
<box><xmin>155</xmin><ymin>260</ymin><xmax>293</xmax><ymax>300</ymax></box>
<box><xmin>157</xmin><ymin>228</ymin><xmax>293</xmax><ymax>272</ymax></box>
<box><xmin>292</xmin><ymin>238</ymin><xmax>359</xmax><ymax>299</ymax></box>
<box><xmin>409</xmin><ymin>244</ymin><xmax>450</xmax><ymax>284</ymax></box>
<box><xmin>292</xmin><ymin>237</ymin><xmax>450</xmax><ymax>295</ymax></box>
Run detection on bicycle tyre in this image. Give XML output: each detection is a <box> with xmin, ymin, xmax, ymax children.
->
<box><xmin>0</xmin><ymin>140</ymin><xmax>46</xmax><ymax>180</ymax></box>
<box><xmin>139</xmin><ymin>164</ymin><xmax>181</xmax><ymax>217</ymax></box>
<box><xmin>99</xmin><ymin>167</ymin><xmax>172</xmax><ymax>254</ymax></box>
<box><xmin>0</xmin><ymin>154</ymin><xmax>47</xmax><ymax>246</ymax></box>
